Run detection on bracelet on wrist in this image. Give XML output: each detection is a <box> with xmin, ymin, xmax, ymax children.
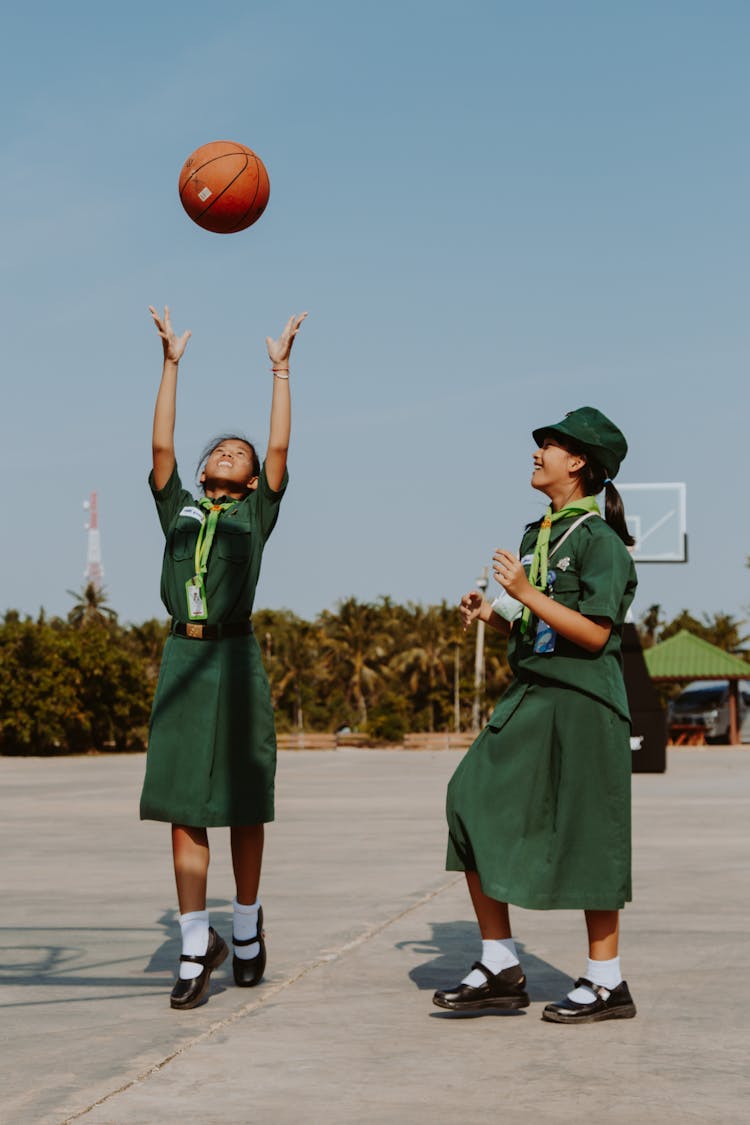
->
<box><xmin>272</xmin><ymin>367</ymin><xmax>290</xmax><ymax>379</ymax></box>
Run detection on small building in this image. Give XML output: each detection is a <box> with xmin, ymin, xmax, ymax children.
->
<box><xmin>643</xmin><ymin>629</ymin><xmax>750</xmax><ymax>746</ymax></box>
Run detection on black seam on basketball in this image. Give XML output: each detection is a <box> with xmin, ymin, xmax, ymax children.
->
<box><xmin>179</xmin><ymin>152</ymin><xmax>250</xmax><ymax>216</ymax></box>
<box><xmin>194</xmin><ymin>158</ymin><xmax>249</xmax><ymax>220</ymax></box>
<box><xmin>178</xmin><ymin>150</ymin><xmax>249</xmax><ymax>201</ymax></box>
<box><xmin>226</xmin><ymin>156</ymin><xmax>267</xmax><ymax>231</ymax></box>
<box><xmin>195</xmin><ymin>159</ymin><xmax>251</xmax><ymax>225</ymax></box>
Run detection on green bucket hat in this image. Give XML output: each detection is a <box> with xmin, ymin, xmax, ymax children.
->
<box><xmin>532</xmin><ymin>406</ymin><xmax>628</xmax><ymax>480</ymax></box>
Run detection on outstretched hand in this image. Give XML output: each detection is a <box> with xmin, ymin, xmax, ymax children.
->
<box><xmin>266</xmin><ymin>312</ymin><xmax>308</xmax><ymax>370</ymax></box>
<box><xmin>149</xmin><ymin>305</ymin><xmax>192</xmax><ymax>363</ymax></box>
<box><xmin>459</xmin><ymin>591</ymin><xmax>485</xmax><ymax>632</ymax></box>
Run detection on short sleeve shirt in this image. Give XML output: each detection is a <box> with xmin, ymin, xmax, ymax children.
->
<box><xmin>507</xmin><ymin>514</ymin><xmax>638</xmax><ymax>719</ymax></box>
<box><xmin>149</xmin><ymin>462</ymin><xmax>288</xmax><ymax>622</ymax></box>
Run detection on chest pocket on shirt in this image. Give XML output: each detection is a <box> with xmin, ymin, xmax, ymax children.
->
<box><xmin>216</xmin><ymin>523</ymin><xmax>251</xmax><ymax>563</ymax></box>
<box><xmin>169</xmin><ymin>518</ymin><xmax>200</xmax><ymax>561</ymax></box>
<box><xmin>549</xmin><ymin>570</ymin><xmax>581</xmax><ymax>608</ymax></box>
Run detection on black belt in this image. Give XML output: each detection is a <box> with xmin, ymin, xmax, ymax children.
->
<box><xmin>172</xmin><ymin>620</ymin><xmax>253</xmax><ymax>640</ymax></box>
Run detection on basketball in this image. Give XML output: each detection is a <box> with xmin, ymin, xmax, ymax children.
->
<box><xmin>178</xmin><ymin>140</ymin><xmax>270</xmax><ymax>234</ymax></box>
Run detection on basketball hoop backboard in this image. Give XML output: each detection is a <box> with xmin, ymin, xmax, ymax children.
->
<box><xmin>617</xmin><ymin>483</ymin><xmax>687</xmax><ymax>563</ymax></box>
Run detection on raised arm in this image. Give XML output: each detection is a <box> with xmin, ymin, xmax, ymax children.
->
<box><xmin>149</xmin><ymin>306</ymin><xmax>192</xmax><ymax>490</ymax></box>
<box><xmin>264</xmin><ymin>312</ymin><xmax>308</xmax><ymax>492</ymax></box>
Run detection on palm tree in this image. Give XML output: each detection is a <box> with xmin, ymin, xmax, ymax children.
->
<box><xmin>391</xmin><ymin>602</ymin><xmax>457</xmax><ymax>731</ymax></box>
<box><xmin>638</xmin><ymin>604</ymin><xmax>663</xmax><ymax>648</ymax></box>
<box><xmin>319</xmin><ymin>597</ymin><xmax>391</xmax><ymax>729</ymax></box>
<box><xmin>255</xmin><ymin>609</ymin><xmax>322</xmax><ymax>730</ymax></box>
<box><xmin>66</xmin><ymin>583</ymin><xmax>118</xmax><ymax>628</ymax></box>
<box><xmin>700</xmin><ymin>612</ymin><xmax>750</xmax><ymax>654</ymax></box>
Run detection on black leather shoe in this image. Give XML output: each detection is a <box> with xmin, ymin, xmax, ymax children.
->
<box><xmin>542</xmin><ymin>978</ymin><xmax>637</xmax><ymax>1024</ymax></box>
<box><xmin>170</xmin><ymin>926</ymin><xmax>228</xmax><ymax>1010</ymax></box>
<box><xmin>232</xmin><ymin>905</ymin><xmax>266</xmax><ymax>987</ymax></box>
<box><xmin>433</xmin><ymin>961</ymin><xmax>530</xmax><ymax>1011</ymax></box>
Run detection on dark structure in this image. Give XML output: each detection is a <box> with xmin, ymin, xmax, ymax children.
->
<box><xmin>621</xmin><ymin>623</ymin><xmax>667</xmax><ymax>773</ymax></box>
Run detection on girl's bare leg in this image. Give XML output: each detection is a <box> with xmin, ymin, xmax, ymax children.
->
<box><xmin>466</xmin><ymin>870</ymin><xmax>512</xmax><ymax>939</ymax></box>
<box><xmin>172</xmin><ymin>825</ymin><xmax>210</xmax><ymax>914</ymax></box>
<box><xmin>230</xmin><ymin>824</ymin><xmax>264</xmax><ymax>905</ymax></box>
<box><xmin>584</xmin><ymin>909</ymin><xmax>619</xmax><ymax>960</ymax></box>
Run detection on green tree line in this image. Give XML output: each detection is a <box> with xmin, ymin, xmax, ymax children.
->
<box><xmin>0</xmin><ymin>585</ymin><xmax>746</xmax><ymax>755</ymax></box>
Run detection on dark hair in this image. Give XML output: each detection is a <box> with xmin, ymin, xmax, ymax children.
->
<box><xmin>195</xmin><ymin>433</ymin><xmax>261</xmax><ymax>492</ymax></box>
<box><xmin>573</xmin><ymin>448</ymin><xmax>635</xmax><ymax>547</ymax></box>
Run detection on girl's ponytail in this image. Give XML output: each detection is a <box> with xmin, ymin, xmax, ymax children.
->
<box><xmin>579</xmin><ymin>459</ymin><xmax>635</xmax><ymax>547</ymax></box>
<box><xmin>603</xmin><ymin>480</ymin><xmax>635</xmax><ymax>547</ymax></box>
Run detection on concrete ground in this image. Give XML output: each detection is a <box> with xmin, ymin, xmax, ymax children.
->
<box><xmin>1</xmin><ymin>747</ymin><xmax>748</xmax><ymax>1125</ymax></box>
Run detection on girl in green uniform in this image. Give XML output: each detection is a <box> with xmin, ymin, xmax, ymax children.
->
<box><xmin>435</xmin><ymin>407</ymin><xmax>639</xmax><ymax>1024</ymax></box>
<box><xmin>141</xmin><ymin>305</ymin><xmax>307</xmax><ymax>1010</ymax></box>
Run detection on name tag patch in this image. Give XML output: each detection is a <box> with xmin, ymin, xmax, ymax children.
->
<box><xmin>179</xmin><ymin>506</ymin><xmax>205</xmax><ymax>524</ymax></box>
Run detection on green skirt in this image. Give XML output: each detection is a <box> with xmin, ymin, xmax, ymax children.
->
<box><xmin>140</xmin><ymin>632</ymin><xmax>277</xmax><ymax>827</ymax></box>
<box><xmin>446</xmin><ymin>680</ymin><xmax>632</xmax><ymax>910</ymax></box>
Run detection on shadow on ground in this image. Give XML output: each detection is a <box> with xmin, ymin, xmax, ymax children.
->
<box><xmin>0</xmin><ymin>900</ymin><xmax>235</xmax><ymax>1006</ymax></box>
<box><xmin>397</xmin><ymin>920</ymin><xmax>572</xmax><ymax>1002</ymax></box>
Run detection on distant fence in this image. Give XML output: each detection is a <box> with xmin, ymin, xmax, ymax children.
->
<box><xmin>402</xmin><ymin>732</ymin><xmax>475</xmax><ymax>751</ymax></box>
<box><xmin>276</xmin><ymin>731</ymin><xmax>475</xmax><ymax>751</ymax></box>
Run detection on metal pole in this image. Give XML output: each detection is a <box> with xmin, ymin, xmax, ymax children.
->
<box><xmin>472</xmin><ymin>566</ymin><xmax>489</xmax><ymax>732</ymax></box>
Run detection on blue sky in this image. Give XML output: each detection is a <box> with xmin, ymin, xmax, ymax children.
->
<box><xmin>2</xmin><ymin>0</ymin><xmax>748</xmax><ymax>628</ymax></box>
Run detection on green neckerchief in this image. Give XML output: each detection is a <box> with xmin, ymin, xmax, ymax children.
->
<box><xmin>195</xmin><ymin>497</ymin><xmax>239</xmax><ymax>577</ymax></box>
<box><xmin>520</xmin><ymin>495</ymin><xmax>601</xmax><ymax>633</ymax></box>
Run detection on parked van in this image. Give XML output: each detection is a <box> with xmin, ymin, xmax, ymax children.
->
<box><xmin>668</xmin><ymin>679</ymin><xmax>750</xmax><ymax>744</ymax></box>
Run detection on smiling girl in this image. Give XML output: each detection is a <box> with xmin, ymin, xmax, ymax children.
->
<box><xmin>140</xmin><ymin>305</ymin><xmax>307</xmax><ymax>1010</ymax></box>
<box><xmin>435</xmin><ymin>407</ymin><xmax>639</xmax><ymax>1024</ymax></box>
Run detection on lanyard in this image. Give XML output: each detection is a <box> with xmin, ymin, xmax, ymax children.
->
<box><xmin>194</xmin><ymin>499</ymin><xmax>238</xmax><ymax>577</ymax></box>
<box><xmin>520</xmin><ymin>495</ymin><xmax>601</xmax><ymax>633</ymax></box>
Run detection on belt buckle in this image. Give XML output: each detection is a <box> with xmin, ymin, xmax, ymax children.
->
<box><xmin>186</xmin><ymin>622</ymin><xmax>204</xmax><ymax>639</ymax></box>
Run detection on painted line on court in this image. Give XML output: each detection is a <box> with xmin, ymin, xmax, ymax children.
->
<box><xmin>62</xmin><ymin>874</ymin><xmax>463</xmax><ymax>1123</ymax></box>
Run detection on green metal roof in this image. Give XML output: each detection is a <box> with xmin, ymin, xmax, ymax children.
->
<box><xmin>643</xmin><ymin>629</ymin><xmax>750</xmax><ymax>681</ymax></box>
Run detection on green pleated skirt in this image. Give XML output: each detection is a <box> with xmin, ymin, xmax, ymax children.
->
<box><xmin>140</xmin><ymin>632</ymin><xmax>276</xmax><ymax>827</ymax></box>
<box><xmin>446</xmin><ymin>680</ymin><xmax>632</xmax><ymax>910</ymax></box>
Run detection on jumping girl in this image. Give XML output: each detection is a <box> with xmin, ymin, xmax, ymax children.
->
<box><xmin>140</xmin><ymin>305</ymin><xmax>307</xmax><ymax>1010</ymax></box>
<box><xmin>435</xmin><ymin>407</ymin><xmax>638</xmax><ymax>1024</ymax></box>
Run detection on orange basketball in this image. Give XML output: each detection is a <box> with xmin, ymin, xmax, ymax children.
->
<box><xmin>178</xmin><ymin>140</ymin><xmax>270</xmax><ymax>234</ymax></box>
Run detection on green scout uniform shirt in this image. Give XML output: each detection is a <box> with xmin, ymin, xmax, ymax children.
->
<box><xmin>504</xmin><ymin>512</ymin><xmax>637</xmax><ymax>721</ymax></box>
<box><xmin>150</xmin><ymin>461</ymin><xmax>288</xmax><ymax>622</ymax></box>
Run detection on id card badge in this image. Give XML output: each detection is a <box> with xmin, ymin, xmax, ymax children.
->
<box><xmin>186</xmin><ymin>575</ymin><xmax>208</xmax><ymax>620</ymax></box>
<box><xmin>533</xmin><ymin>617</ymin><xmax>557</xmax><ymax>654</ymax></box>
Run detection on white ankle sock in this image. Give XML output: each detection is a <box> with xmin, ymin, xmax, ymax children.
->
<box><xmin>179</xmin><ymin>909</ymin><xmax>209</xmax><ymax>980</ymax></box>
<box><xmin>233</xmin><ymin>897</ymin><xmax>260</xmax><ymax>960</ymax></box>
<box><xmin>568</xmin><ymin>956</ymin><xmax>622</xmax><ymax>1003</ymax></box>
<box><xmin>462</xmin><ymin>938</ymin><xmax>519</xmax><ymax>987</ymax></box>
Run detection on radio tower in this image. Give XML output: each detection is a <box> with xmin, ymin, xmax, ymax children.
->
<box><xmin>83</xmin><ymin>492</ymin><xmax>104</xmax><ymax>590</ymax></box>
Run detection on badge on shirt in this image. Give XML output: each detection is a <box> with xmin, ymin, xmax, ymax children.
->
<box><xmin>533</xmin><ymin>618</ymin><xmax>557</xmax><ymax>654</ymax></box>
<box><xmin>186</xmin><ymin>575</ymin><xmax>208</xmax><ymax>620</ymax></box>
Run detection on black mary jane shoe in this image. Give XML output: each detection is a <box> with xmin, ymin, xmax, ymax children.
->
<box><xmin>542</xmin><ymin>978</ymin><xmax>637</xmax><ymax>1024</ymax></box>
<box><xmin>170</xmin><ymin>926</ymin><xmax>228</xmax><ymax>1011</ymax></box>
<box><xmin>232</xmin><ymin>905</ymin><xmax>267</xmax><ymax>988</ymax></box>
<box><xmin>433</xmin><ymin>961</ymin><xmax>530</xmax><ymax>1012</ymax></box>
